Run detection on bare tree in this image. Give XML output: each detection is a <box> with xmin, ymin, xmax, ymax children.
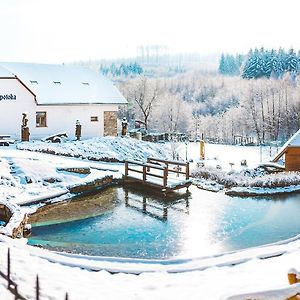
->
<box><xmin>127</xmin><ymin>76</ymin><xmax>161</xmax><ymax>130</ymax></box>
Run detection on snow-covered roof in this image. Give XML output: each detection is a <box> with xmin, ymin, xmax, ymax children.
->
<box><xmin>0</xmin><ymin>65</ymin><xmax>15</xmax><ymax>78</ymax></box>
<box><xmin>0</xmin><ymin>62</ymin><xmax>127</xmax><ymax>105</ymax></box>
<box><xmin>272</xmin><ymin>129</ymin><xmax>300</xmax><ymax>162</ymax></box>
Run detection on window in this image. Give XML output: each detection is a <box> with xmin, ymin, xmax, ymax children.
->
<box><xmin>36</xmin><ymin>112</ymin><xmax>47</xmax><ymax>127</ymax></box>
<box><xmin>91</xmin><ymin>116</ymin><xmax>98</xmax><ymax>122</ymax></box>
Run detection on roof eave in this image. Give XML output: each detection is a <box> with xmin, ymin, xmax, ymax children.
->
<box><xmin>36</xmin><ymin>101</ymin><xmax>128</xmax><ymax>106</ymax></box>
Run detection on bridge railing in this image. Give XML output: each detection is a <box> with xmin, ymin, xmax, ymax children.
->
<box><xmin>147</xmin><ymin>157</ymin><xmax>190</xmax><ymax>180</ymax></box>
<box><xmin>124</xmin><ymin>158</ymin><xmax>190</xmax><ymax>189</ymax></box>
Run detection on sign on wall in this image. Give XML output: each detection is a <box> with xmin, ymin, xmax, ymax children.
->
<box><xmin>0</xmin><ymin>94</ymin><xmax>16</xmax><ymax>101</ymax></box>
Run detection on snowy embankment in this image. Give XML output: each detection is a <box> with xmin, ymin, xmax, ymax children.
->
<box><xmin>1</xmin><ymin>232</ymin><xmax>300</xmax><ymax>299</ymax></box>
<box><xmin>2</xmin><ymin>138</ymin><xmax>172</xmax><ymax>206</ymax></box>
<box><xmin>0</xmin><ymin>199</ymin><xmax>26</xmax><ymax>237</ymax></box>
<box><xmin>192</xmin><ymin>165</ymin><xmax>300</xmax><ymax>196</ymax></box>
<box><xmin>17</xmin><ymin>137</ymin><xmax>173</xmax><ymax>162</ymax></box>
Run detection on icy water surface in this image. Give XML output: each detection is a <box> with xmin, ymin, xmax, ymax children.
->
<box><xmin>28</xmin><ymin>186</ymin><xmax>300</xmax><ymax>259</ymax></box>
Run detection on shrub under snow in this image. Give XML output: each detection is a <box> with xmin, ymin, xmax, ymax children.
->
<box><xmin>192</xmin><ymin>166</ymin><xmax>300</xmax><ymax>189</ymax></box>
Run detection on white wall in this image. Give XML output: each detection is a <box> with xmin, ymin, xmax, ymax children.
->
<box><xmin>0</xmin><ymin>78</ymin><xmax>36</xmax><ymax>139</ymax></box>
<box><xmin>0</xmin><ymin>78</ymin><xmax>119</xmax><ymax>140</ymax></box>
<box><xmin>35</xmin><ymin>104</ymin><xmax>119</xmax><ymax>139</ymax></box>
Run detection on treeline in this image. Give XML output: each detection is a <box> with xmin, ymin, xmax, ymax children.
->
<box><xmin>100</xmin><ymin>62</ymin><xmax>143</xmax><ymax>77</ymax></box>
<box><xmin>242</xmin><ymin>48</ymin><xmax>300</xmax><ymax>79</ymax></box>
<box><xmin>219</xmin><ymin>48</ymin><xmax>300</xmax><ymax>79</ymax></box>
<box><xmin>118</xmin><ymin>72</ymin><xmax>300</xmax><ymax>145</ymax></box>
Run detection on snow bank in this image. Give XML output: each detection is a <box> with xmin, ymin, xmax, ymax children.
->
<box><xmin>192</xmin><ymin>165</ymin><xmax>300</xmax><ymax>195</ymax></box>
<box><xmin>226</xmin><ymin>184</ymin><xmax>300</xmax><ymax>196</ymax></box>
<box><xmin>1</xmin><ymin>232</ymin><xmax>300</xmax><ymax>299</ymax></box>
<box><xmin>0</xmin><ymin>150</ymin><xmax>121</xmax><ymax>206</ymax></box>
<box><xmin>16</xmin><ymin>137</ymin><xmax>173</xmax><ymax>162</ymax></box>
<box><xmin>0</xmin><ymin>199</ymin><xmax>26</xmax><ymax>237</ymax></box>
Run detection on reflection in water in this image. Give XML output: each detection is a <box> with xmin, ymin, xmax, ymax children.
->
<box><xmin>28</xmin><ymin>186</ymin><xmax>300</xmax><ymax>259</ymax></box>
<box><xmin>123</xmin><ymin>188</ymin><xmax>189</xmax><ymax>222</ymax></box>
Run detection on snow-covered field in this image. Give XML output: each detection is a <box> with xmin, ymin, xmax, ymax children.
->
<box><xmin>178</xmin><ymin>142</ymin><xmax>274</xmax><ymax>171</ymax></box>
<box><xmin>1</xmin><ymin>140</ymin><xmax>300</xmax><ymax>299</ymax></box>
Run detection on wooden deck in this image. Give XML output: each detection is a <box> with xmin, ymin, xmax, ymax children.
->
<box><xmin>123</xmin><ymin>158</ymin><xmax>192</xmax><ymax>193</ymax></box>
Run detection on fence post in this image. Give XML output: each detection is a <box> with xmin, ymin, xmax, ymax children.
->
<box><xmin>163</xmin><ymin>207</ymin><xmax>168</xmax><ymax>219</ymax></box>
<box><xmin>65</xmin><ymin>292</ymin><xmax>69</xmax><ymax>300</ymax></box>
<box><xmin>125</xmin><ymin>161</ymin><xmax>128</xmax><ymax>178</ymax></box>
<box><xmin>125</xmin><ymin>189</ymin><xmax>129</xmax><ymax>207</ymax></box>
<box><xmin>143</xmin><ymin>165</ymin><xmax>147</xmax><ymax>182</ymax></box>
<box><xmin>14</xmin><ymin>285</ymin><xmax>19</xmax><ymax>300</ymax></box>
<box><xmin>36</xmin><ymin>275</ymin><xmax>40</xmax><ymax>300</ymax></box>
<box><xmin>186</xmin><ymin>162</ymin><xmax>190</xmax><ymax>180</ymax></box>
<box><xmin>163</xmin><ymin>167</ymin><xmax>168</xmax><ymax>188</ymax></box>
<box><xmin>7</xmin><ymin>248</ymin><xmax>10</xmax><ymax>288</ymax></box>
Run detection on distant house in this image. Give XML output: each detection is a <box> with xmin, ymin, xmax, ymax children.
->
<box><xmin>272</xmin><ymin>129</ymin><xmax>300</xmax><ymax>171</ymax></box>
<box><xmin>0</xmin><ymin>62</ymin><xmax>127</xmax><ymax>140</ymax></box>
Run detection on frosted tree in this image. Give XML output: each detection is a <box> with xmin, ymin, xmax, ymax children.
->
<box><xmin>153</xmin><ymin>93</ymin><xmax>192</xmax><ymax>133</ymax></box>
<box><xmin>286</xmin><ymin>48</ymin><xmax>298</xmax><ymax>73</ymax></box>
<box><xmin>263</xmin><ymin>50</ymin><xmax>272</xmax><ymax>78</ymax></box>
<box><xmin>242</xmin><ymin>49</ymin><xmax>259</xmax><ymax>78</ymax></box>
<box><xmin>126</xmin><ymin>76</ymin><xmax>161</xmax><ymax>130</ymax></box>
<box><xmin>218</xmin><ymin>54</ymin><xmax>241</xmax><ymax>75</ymax></box>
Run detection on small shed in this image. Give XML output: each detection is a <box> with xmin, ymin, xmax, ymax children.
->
<box><xmin>272</xmin><ymin>129</ymin><xmax>300</xmax><ymax>171</ymax></box>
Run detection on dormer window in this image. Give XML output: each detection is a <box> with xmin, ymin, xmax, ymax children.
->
<box><xmin>53</xmin><ymin>81</ymin><xmax>61</xmax><ymax>85</ymax></box>
<box><xmin>30</xmin><ymin>80</ymin><xmax>38</xmax><ymax>84</ymax></box>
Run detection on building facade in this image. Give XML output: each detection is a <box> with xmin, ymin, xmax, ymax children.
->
<box><xmin>0</xmin><ymin>62</ymin><xmax>127</xmax><ymax>140</ymax></box>
<box><xmin>272</xmin><ymin>129</ymin><xmax>300</xmax><ymax>171</ymax></box>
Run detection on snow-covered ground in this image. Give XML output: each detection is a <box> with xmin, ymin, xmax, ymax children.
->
<box><xmin>1</xmin><ymin>232</ymin><xmax>300</xmax><ymax>299</ymax></box>
<box><xmin>17</xmin><ymin>137</ymin><xmax>173</xmax><ymax>162</ymax></box>
<box><xmin>178</xmin><ymin>142</ymin><xmax>274</xmax><ymax>171</ymax></box>
<box><xmin>1</xmin><ymin>140</ymin><xmax>300</xmax><ymax>299</ymax></box>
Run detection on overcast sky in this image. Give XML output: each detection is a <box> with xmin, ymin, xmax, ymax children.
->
<box><xmin>1</xmin><ymin>0</ymin><xmax>299</xmax><ymax>63</ymax></box>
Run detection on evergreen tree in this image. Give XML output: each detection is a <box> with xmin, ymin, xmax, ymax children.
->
<box><xmin>219</xmin><ymin>54</ymin><xmax>226</xmax><ymax>75</ymax></box>
<box><xmin>263</xmin><ymin>49</ymin><xmax>272</xmax><ymax>78</ymax></box>
<box><xmin>218</xmin><ymin>53</ymin><xmax>241</xmax><ymax>76</ymax></box>
<box><xmin>286</xmin><ymin>48</ymin><xmax>298</xmax><ymax>73</ymax></box>
<box><xmin>242</xmin><ymin>49</ymin><xmax>259</xmax><ymax>79</ymax></box>
<box><xmin>242</xmin><ymin>47</ymin><xmax>300</xmax><ymax>79</ymax></box>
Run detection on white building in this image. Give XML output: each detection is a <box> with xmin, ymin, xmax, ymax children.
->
<box><xmin>0</xmin><ymin>62</ymin><xmax>127</xmax><ymax>140</ymax></box>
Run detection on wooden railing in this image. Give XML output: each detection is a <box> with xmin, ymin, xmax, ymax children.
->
<box><xmin>125</xmin><ymin>160</ymin><xmax>168</xmax><ymax>188</ymax></box>
<box><xmin>124</xmin><ymin>158</ymin><xmax>190</xmax><ymax>189</ymax></box>
<box><xmin>147</xmin><ymin>157</ymin><xmax>190</xmax><ymax>180</ymax></box>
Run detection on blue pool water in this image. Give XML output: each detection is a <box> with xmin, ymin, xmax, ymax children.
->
<box><xmin>28</xmin><ymin>186</ymin><xmax>300</xmax><ymax>259</ymax></box>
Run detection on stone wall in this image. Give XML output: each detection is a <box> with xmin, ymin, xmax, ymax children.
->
<box><xmin>104</xmin><ymin>111</ymin><xmax>117</xmax><ymax>136</ymax></box>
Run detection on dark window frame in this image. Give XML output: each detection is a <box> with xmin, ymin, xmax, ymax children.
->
<box><xmin>91</xmin><ymin>116</ymin><xmax>99</xmax><ymax>122</ymax></box>
<box><xmin>36</xmin><ymin>111</ymin><xmax>47</xmax><ymax>127</ymax></box>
